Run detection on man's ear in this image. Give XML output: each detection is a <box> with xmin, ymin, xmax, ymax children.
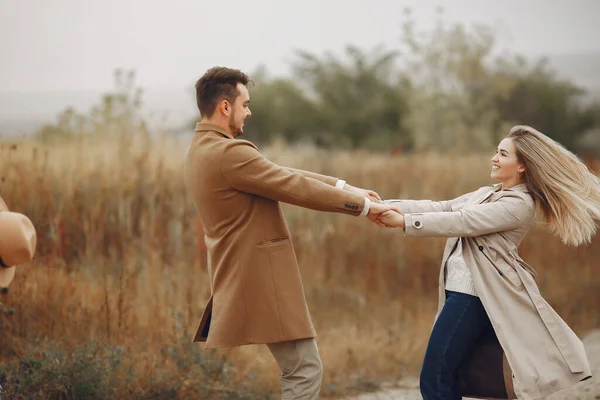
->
<box><xmin>219</xmin><ymin>100</ymin><xmax>230</xmax><ymax>116</ymax></box>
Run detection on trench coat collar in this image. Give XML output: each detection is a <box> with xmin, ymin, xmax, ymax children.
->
<box><xmin>194</xmin><ymin>122</ymin><xmax>234</xmax><ymax>139</ymax></box>
<box><xmin>493</xmin><ymin>182</ymin><xmax>529</xmax><ymax>194</ymax></box>
<box><xmin>472</xmin><ymin>183</ymin><xmax>529</xmax><ymax>207</ymax></box>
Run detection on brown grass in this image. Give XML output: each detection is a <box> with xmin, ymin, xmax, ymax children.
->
<box><xmin>0</xmin><ymin>133</ymin><xmax>598</xmax><ymax>398</ymax></box>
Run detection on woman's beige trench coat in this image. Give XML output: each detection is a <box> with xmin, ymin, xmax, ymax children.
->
<box><xmin>386</xmin><ymin>183</ymin><xmax>592</xmax><ymax>400</ymax></box>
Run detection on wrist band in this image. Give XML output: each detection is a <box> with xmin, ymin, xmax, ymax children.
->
<box><xmin>360</xmin><ymin>197</ymin><xmax>371</xmax><ymax>217</ymax></box>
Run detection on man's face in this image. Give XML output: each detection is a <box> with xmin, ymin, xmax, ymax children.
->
<box><xmin>228</xmin><ymin>83</ymin><xmax>251</xmax><ymax>137</ymax></box>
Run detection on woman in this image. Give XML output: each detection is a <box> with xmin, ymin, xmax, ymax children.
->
<box><xmin>380</xmin><ymin>125</ymin><xmax>600</xmax><ymax>400</ymax></box>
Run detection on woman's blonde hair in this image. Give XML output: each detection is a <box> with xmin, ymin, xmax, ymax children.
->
<box><xmin>508</xmin><ymin>125</ymin><xmax>600</xmax><ymax>246</ymax></box>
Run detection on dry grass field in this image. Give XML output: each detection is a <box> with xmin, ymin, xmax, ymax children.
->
<box><xmin>0</xmin><ymin>132</ymin><xmax>598</xmax><ymax>399</ymax></box>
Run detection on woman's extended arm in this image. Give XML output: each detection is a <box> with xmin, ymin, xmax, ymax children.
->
<box><xmin>381</xmin><ymin>192</ymin><xmax>533</xmax><ymax>238</ymax></box>
<box><xmin>383</xmin><ymin>189</ymin><xmax>478</xmax><ymax>214</ymax></box>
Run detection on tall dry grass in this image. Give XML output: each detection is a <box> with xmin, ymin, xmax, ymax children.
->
<box><xmin>0</xmin><ymin>132</ymin><xmax>598</xmax><ymax>399</ymax></box>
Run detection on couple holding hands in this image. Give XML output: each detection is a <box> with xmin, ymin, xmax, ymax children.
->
<box><xmin>184</xmin><ymin>67</ymin><xmax>600</xmax><ymax>400</ymax></box>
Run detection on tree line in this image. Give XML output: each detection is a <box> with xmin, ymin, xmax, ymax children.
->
<box><xmin>35</xmin><ymin>10</ymin><xmax>600</xmax><ymax>155</ymax></box>
<box><xmin>240</xmin><ymin>12</ymin><xmax>600</xmax><ymax>154</ymax></box>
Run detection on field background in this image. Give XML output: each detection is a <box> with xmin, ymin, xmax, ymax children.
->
<box><xmin>0</xmin><ymin>132</ymin><xmax>598</xmax><ymax>399</ymax></box>
<box><xmin>1</xmin><ymin>5</ymin><xmax>600</xmax><ymax>398</ymax></box>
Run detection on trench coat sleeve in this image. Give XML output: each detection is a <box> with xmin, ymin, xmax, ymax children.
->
<box><xmin>404</xmin><ymin>192</ymin><xmax>533</xmax><ymax>237</ymax></box>
<box><xmin>283</xmin><ymin>167</ymin><xmax>338</xmax><ymax>186</ymax></box>
<box><xmin>221</xmin><ymin>140</ymin><xmax>364</xmax><ymax>216</ymax></box>
<box><xmin>384</xmin><ymin>190</ymin><xmax>476</xmax><ymax>214</ymax></box>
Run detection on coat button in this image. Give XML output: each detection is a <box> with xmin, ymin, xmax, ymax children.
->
<box><xmin>414</xmin><ymin>221</ymin><xmax>421</xmax><ymax>227</ymax></box>
<box><xmin>478</xmin><ymin>245</ymin><xmax>484</xmax><ymax>251</ymax></box>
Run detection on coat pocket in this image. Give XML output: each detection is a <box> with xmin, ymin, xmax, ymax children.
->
<box><xmin>511</xmin><ymin>253</ymin><xmax>538</xmax><ymax>278</ymax></box>
<box><xmin>256</xmin><ymin>237</ymin><xmax>290</xmax><ymax>248</ymax></box>
<box><xmin>255</xmin><ymin>239</ymin><xmax>310</xmax><ymax>338</ymax></box>
<box><xmin>262</xmin><ymin>241</ymin><xmax>305</xmax><ymax>301</ymax></box>
<box><xmin>476</xmin><ymin>241</ymin><xmax>524</xmax><ymax>291</ymax></box>
<box><xmin>493</xmin><ymin>259</ymin><xmax>525</xmax><ymax>290</ymax></box>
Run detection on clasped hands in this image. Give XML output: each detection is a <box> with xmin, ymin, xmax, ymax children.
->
<box><xmin>344</xmin><ymin>184</ymin><xmax>404</xmax><ymax>229</ymax></box>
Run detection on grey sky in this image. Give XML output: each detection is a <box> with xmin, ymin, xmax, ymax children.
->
<box><xmin>1</xmin><ymin>0</ymin><xmax>600</xmax><ymax>93</ymax></box>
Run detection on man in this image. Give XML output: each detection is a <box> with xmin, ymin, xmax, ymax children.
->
<box><xmin>183</xmin><ymin>66</ymin><xmax>392</xmax><ymax>399</ymax></box>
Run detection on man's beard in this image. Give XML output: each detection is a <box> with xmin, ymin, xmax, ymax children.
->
<box><xmin>228</xmin><ymin>112</ymin><xmax>243</xmax><ymax>137</ymax></box>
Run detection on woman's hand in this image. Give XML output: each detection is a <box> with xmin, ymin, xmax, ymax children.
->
<box><xmin>379</xmin><ymin>208</ymin><xmax>405</xmax><ymax>229</ymax></box>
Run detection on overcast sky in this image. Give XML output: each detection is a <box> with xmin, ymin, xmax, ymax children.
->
<box><xmin>1</xmin><ymin>0</ymin><xmax>600</xmax><ymax>94</ymax></box>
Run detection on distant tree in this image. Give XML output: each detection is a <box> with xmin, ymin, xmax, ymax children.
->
<box><xmin>398</xmin><ymin>7</ymin><xmax>515</xmax><ymax>151</ymax></box>
<box><xmin>399</xmin><ymin>7</ymin><xmax>600</xmax><ymax>152</ymax></box>
<box><xmin>493</xmin><ymin>57</ymin><xmax>600</xmax><ymax>150</ymax></box>
<box><xmin>35</xmin><ymin>107</ymin><xmax>86</xmax><ymax>141</ymax></box>
<box><xmin>88</xmin><ymin>69</ymin><xmax>143</xmax><ymax>137</ymax></box>
<box><xmin>188</xmin><ymin>10</ymin><xmax>600</xmax><ymax>153</ymax></box>
<box><xmin>291</xmin><ymin>45</ymin><xmax>411</xmax><ymax>150</ymax></box>
<box><xmin>35</xmin><ymin>69</ymin><xmax>143</xmax><ymax>141</ymax></box>
<box><xmin>242</xmin><ymin>66</ymin><xmax>324</xmax><ymax>145</ymax></box>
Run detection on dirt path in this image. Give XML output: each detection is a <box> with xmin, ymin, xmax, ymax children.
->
<box><xmin>344</xmin><ymin>329</ymin><xmax>600</xmax><ymax>400</ymax></box>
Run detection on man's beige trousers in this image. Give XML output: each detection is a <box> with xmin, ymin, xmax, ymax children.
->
<box><xmin>267</xmin><ymin>338</ymin><xmax>323</xmax><ymax>399</ymax></box>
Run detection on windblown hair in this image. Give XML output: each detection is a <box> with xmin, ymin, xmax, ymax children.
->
<box><xmin>508</xmin><ymin>125</ymin><xmax>600</xmax><ymax>246</ymax></box>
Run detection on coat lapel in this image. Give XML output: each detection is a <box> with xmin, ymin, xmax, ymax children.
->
<box><xmin>474</xmin><ymin>185</ymin><xmax>498</xmax><ymax>205</ymax></box>
<box><xmin>438</xmin><ymin>186</ymin><xmax>496</xmax><ymax>299</ymax></box>
<box><xmin>441</xmin><ymin>186</ymin><xmax>495</xmax><ymax>264</ymax></box>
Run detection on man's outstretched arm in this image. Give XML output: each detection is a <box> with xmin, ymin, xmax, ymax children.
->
<box><xmin>285</xmin><ymin>167</ymin><xmax>381</xmax><ymax>202</ymax></box>
<box><xmin>221</xmin><ymin>140</ymin><xmax>387</xmax><ymax>217</ymax></box>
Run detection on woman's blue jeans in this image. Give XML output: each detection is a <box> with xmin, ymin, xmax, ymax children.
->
<box><xmin>420</xmin><ymin>290</ymin><xmax>493</xmax><ymax>400</ymax></box>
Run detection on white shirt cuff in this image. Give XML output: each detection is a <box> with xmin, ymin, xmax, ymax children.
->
<box><xmin>335</xmin><ymin>179</ymin><xmax>346</xmax><ymax>189</ymax></box>
<box><xmin>359</xmin><ymin>197</ymin><xmax>371</xmax><ymax>217</ymax></box>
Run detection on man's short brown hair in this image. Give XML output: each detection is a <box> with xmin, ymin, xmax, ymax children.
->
<box><xmin>195</xmin><ymin>67</ymin><xmax>251</xmax><ymax>118</ymax></box>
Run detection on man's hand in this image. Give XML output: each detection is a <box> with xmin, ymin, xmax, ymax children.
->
<box><xmin>379</xmin><ymin>207</ymin><xmax>405</xmax><ymax>229</ymax></box>
<box><xmin>346</xmin><ymin>184</ymin><xmax>382</xmax><ymax>203</ymax></box>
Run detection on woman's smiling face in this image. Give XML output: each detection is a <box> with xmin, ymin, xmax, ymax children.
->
<box><xmin>491</xmin><ymin>138</ymin><xmax>526</xmax><ymax>188</ymax></box>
